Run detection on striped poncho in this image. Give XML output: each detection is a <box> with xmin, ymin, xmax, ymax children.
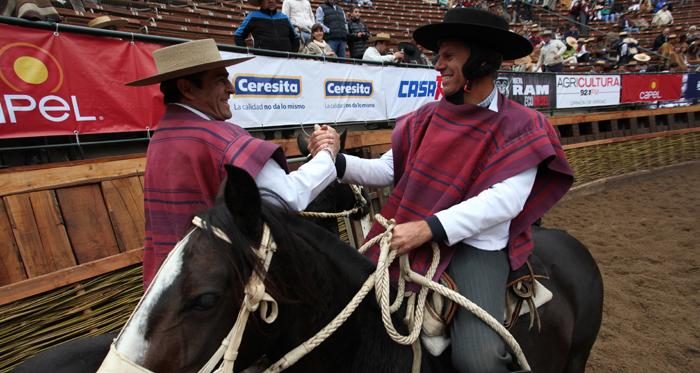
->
<box><xmin>363</xmin><ymin>94</ymin><xmax>573</xmax><ymax>288</ymax></box>
<box><xmin>142</xmin><ymin>105</ymin><xmax>288</xmax><ymax>287</ymax></box>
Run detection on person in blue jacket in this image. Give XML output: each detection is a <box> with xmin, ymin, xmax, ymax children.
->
<box><xmin>234</xmin><ymin>0</ymin><xmax>300</xmax><ymax>53</ymax></box>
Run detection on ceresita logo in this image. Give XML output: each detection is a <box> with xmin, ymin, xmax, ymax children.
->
<box><xmin>232</xmin><ymin>74</ymin><xmax>302</xmax><ymax>98</ymax></box>
<box><xmin>324</xmin><ymin>79</ymin><xmax>373</xmax><ymax>99</ymax></box>
<box><xmin>0</xmin><ymin>42</ymin><xmax>96</xmax><ymax>123</ymax></box>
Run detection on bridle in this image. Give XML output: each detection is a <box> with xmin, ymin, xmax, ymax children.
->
<box><xmin>299</xmin><ymin>184</ymin><xmax>367</xmax><ymax>219</ymax></box>
<box><xmin>97</xmin><ymin>217</ymin><xmax>279</xmax><ymax>373</ymax></box>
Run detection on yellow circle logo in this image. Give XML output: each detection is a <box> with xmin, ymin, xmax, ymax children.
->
<box><xmin>14</xmin><ymin>56</ymin><xmax>49</xmax><ymax>84</ymax></box>
<box><xmin>650</xmin><ymin>80</ymin><xmax>658</xmax><ymax>90</ymax></box>
<box><xmin>0</xmin><ymin>42</ymin><xmax>63</xmax><ymax>92</ymax></box>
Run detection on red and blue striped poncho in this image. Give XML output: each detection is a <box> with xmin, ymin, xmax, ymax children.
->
<box><xmin>363</xmin><ymin>94</ymin><xmax>573</xmax><ymax>289</ymax></box>
<box><xmin>142</xmin><ymin>105</ymin><xmax>288</xmax><ymax>287</ymax></box>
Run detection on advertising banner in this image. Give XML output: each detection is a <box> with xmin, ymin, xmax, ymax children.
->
<box><xmin>496</xmin><ymin>73</ymin><xmax>555</xmax><ymax>110</ymax></box>
<box><xmin>684</xmin><ymin>73</ymin><xmax>700</xmax><ymax>99</ymax></box>
<box><xmin>620</xmin><ymin>73</ymin><xmax>683</xmax><ymax>103</ymax></box>
<box><xmin>0</xmin><ymin>24</ymin><xmax>164</xmax><ymax>139</ymax></box>
<box><xmin>382</xmin><ymin>66</ymin><xmax>442</xmax><ymax>119</ymax></box>
<box><xmin>555</xmin><ymin>75</ymin><xmax>621</xmax><ymax>108</ymax></box>
<box><xmin>223</xmin><ymin>52</ymin><xmax>387</xmax><ymax>128</ymax></box>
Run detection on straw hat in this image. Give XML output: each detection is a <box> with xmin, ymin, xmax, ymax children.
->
<box><xmin>542</xmin><ymin>29</ymin><xmax>553</xmax><ymax>36</ymax></box>
<box><xmin>619</xmin><ymin>31</ymin><xmax>628</xmax><ymax>36</ymax></box>
<box><xmin>577</xmin><ymin>37</ymin><xmax>586</xmax><ymax>43</ymax></box>
<box><xmin>125</xmin><ymin>39</ymin><xmax>253</xmax><ymax>86</ymax></box>
<box><xmin>627</xmin><ymin>60</ymin><xmax>637</xmax><ymax>66</ymax></box>
<box><xmin>587</xmin><ymin>37</ymin><xmax>595</xmax><ymax>42</ymax></box>
<box><xmin>566</xmin><ymin>36</ymin><xmax>578</xmax><ymax>47</ymax></box>
<box><xmin>595</xmin><ymin>60</ymin><xmax>607</xmax><ymax>66</ymax></box>
<box><xmin>368</xmin><ymin>33</ymin><xmax>398</xmax><ymax>44</ymax></box>
<box><xmin>668</xmin><ymin>34</ymin><xmax>677</xmax><ymax>39</ymax></box>
<box><xmin>633</xmin><ymin>53</ymin><xmax>650</xmax><ymax>62</ymax></box>
<box><xmin>413</xmin><ymin>8</ymin><xmax>532</xmax><ymax>60</ymax></box>
<box><xmin>88</xmin><ymin>16</ymin><xmax>128</xmax><ymax>30</ymax></box>
<box><xmin>675</xmin><ymin>26</ymin><xmax>683</xmax><ymax>31</ymax></box>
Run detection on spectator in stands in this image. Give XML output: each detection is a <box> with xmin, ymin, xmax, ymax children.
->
<box><xmin>617</xmin><ymin>31</ymin><xmax>639</xmax><ymax>64</ymax></box>
<box><xmin>686</xmin><ymin>42</ymin><xmax>699</xmax><ymax>67</ymax></box>
<box><xmin>616</xmin><ymin>63</ymin><xmax>628</xmax><ymax>72</ymax></box>
<box><xmin>413</xmin><ymin>42</ymin><xmax>434</xmax><ymax>66</ymax></box>
<box><xmin>589</xmin><ymin>60</ymin><xmax>607</xmax><ymax>73</ymax></box>
<box><xmin>127</xmin><ymin>39</ymin><xmax>340</xmax><ymax>287</ymax></box>
<box><xmin>505</xmin><ymin>4</ymin><xmax>517</xmax><ymax>22</ymax></box>
<box><xmin>0</xmin><ymin>0</ymin><xmax>59</xmax><ymax>22</ymax></box>
<box><xmin>308</xmin><ymin>10</ymin><xmax>573</xmax><ymax>373</ymax></box>
<box><xmin>528</xmin><ymin>26</ymin><xmax>543</xmax><ymax>46</ymax></box>
<box><xmin>670</xmin><ymin>44</ymin><xmax>688</xmax><ymax>70</ymax></box>
<box><xmin>536</xmin><ymin>29</ymin><xmax>567</xmax><ymax>71</ymax></box>
<box><xmin>659</xmin><ymin>33</ymin><xmax>678</xmax><ymax>58</ymax></box>
<box><xmin>517</xmin><ymin>23</ymin><xmax>529</xmax><ymax>37</ymax></box>
<box><xmin>687</xmin><ymin>26</ymin><xmax>700</xmax><ymax>43</ymax></box>
<box><xmin>304</xmin><ymin>23</ymin><xmax>338</xmax><ymax>56</ymax></box>
<box><xmin>543</xmin><ymin>0</ymin><xmax>557</xmax><ymax>10</ymax></box>
<box><xmin>667</xmin><ymin>61</ymin><xmax>679</xmax><ymax>72</ymax></box>
<box><xmin>576</xmin><ymin>37</ymin><xmax>591</xmax><ymax>61</ymax></box>
<box><xmin>282</xmin><ymin>0</ymin><xmax>316</xmax><ymax>46</ymax></box>
<box><xmin>316</xmin><ymin>0</ymin><xmax>349</xmax><ymax>58</ymax></box>
<box><xmin>633</xmin><ymin>52</ymin><xmax>650</xmax><ymax>71</ymax></box>
<box><xmin>569</xmin><ymin>0</ymin><xmax>589</xmax><ymax>35</ymax></box>
<box><xmin>88</xmin><ymin>16</ymin><xmax>128</xmax><ymax>30</ymax></box>
<box><xmin>631</xmin><ymin>14</ymin><xmax>652</xmax><ymax>31</ymax></box>
<box><xmin>513</xmin><ymin>43</ymin><xmax>541</xmax><ymax>71</ymax></box>
<box><xmin>522</xmin><ymin>0</ymin><xmax>534</xmax><ymax>21</ymax></box>
<box><xmin>347</xmin><ymin>6</ymin><xmax>371</xmax><ymax>59</ymax></box>
<box><xmin>554</xmin><ymin>27</ymin><xmax>563</xmax><ymax>40</ymax></box>
<box><xmin>363</xmin><ymin>33</ymin><xmax>404</xmax><ymax>62</ymax></box>
<box><xmin>651</xmin><ymin>3</ymin><xmax>673</xmax><ymax>26</ymax></box>
<box><xmin>604</xmin><ymin>24</ymin><xmax>620</xmax><ymax>46</ymax></box>
<box><xmin>563</xmin><ymin>37</ymin><xmax>579</xmax><ymax>63</ymax></box>
<box><xmin>653</xmin><ymin>27</ymin><xmax>671</xmax><ymax>51</ymax></box>
<box><xmin>564</xmin><ymin>25</ymin><xmax>579</xmax><ymax>40</ymax></box>
<box><xmin>293</xmin><ymin>25</ymin><xmax>307</xmax><ymax>52</ymax></box>
<box><xmin>234</xmin><ymin>0</ymin><xmax>300</xmax><ymax>53</ymax></box>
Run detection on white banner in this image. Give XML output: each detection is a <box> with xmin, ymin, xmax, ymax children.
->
<box><xmin>223</xmin><ymin>52</ymin><xmax>387</xmax><ymax>128</ymax></box>
<box><xmin>555</xmin><ymin>75</ymin><xmax>621</xmax><ymax>109</ymax></box>
<box><xmin>382</xmin><ymin>66</ymin><xmax>442</xmax><ymax>119</ymax></box>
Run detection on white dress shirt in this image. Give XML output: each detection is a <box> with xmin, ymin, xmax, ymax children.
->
<box><xmin>362</xmin><ymin>46</ymin><xmax>399</xmax><ymax>63</ymax></box>
<box><xmin>339</xmin><ymin>94</ymin><xmax>538</xmax><ymax>251</ymax></box>
<box><xmin>173</xmin><ymin>103</ymin><xmax>337</xmax><ymax>212</ymax></box>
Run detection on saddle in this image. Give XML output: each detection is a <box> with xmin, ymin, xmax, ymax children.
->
<box><xmin>420</xmin><ymin>255</ymin><xmax>551</xmax><ymax>357</ymax></box>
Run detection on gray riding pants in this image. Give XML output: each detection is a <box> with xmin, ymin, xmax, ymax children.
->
<box><xmin>445</xmin><ymin>243</ymin><xmax>512</xmax><ymax>373</ymax></box>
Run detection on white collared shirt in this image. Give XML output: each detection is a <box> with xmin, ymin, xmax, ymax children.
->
<box><xmin>339</xmin><ymin>91</ymin><xmax>538</xmax><ymax>251</ymax></box>
<box><xmin>173</xmin><ymin>103</ymin><xmax>337</xmax><ymax>212</ymax></box>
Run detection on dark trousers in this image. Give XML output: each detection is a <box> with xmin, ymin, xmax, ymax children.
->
<box><xmin>446</xmin><ymin>244</ymin><xmax>512</xmax><ymax>373</ymax></box>
<box><xmin>545</xmin><ymin>62</ymin><xmax>564</xmax><ymax>72</ymax></box>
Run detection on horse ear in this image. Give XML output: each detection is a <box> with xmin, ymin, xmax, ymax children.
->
<box><xmin>296</xmin><ymin>133</ymin><xmax>311</xmax><ymax>157</ymax></box>
<box><xmin>223</xmin><ymin>164</ymin><xmax>261</xmax><ymax>234</ymax></box>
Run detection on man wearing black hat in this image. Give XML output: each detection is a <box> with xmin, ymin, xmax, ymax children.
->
<box><xmin>309</xmin><ymin>8</ymin><xmax>573</xmax><ymax>373</ymax></box>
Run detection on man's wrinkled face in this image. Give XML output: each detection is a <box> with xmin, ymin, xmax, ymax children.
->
<box><xmin>434</xmin><ymin>41</ymin><xmax>471</xmax><ymax>97</ymax></box>
<box><xmin>663</xmin><ymin>28</ymin><xmax>671</xmax><ymax>36</ymax></box>
<box><xmin>186</xmin><ymin>67</ymin><xmax>235</xmax><ymax>120</ymax></box>
<box><xmin>260</xmin><ymin>0</ymin><xmax>276</xmax><ymax>11</ymax></box>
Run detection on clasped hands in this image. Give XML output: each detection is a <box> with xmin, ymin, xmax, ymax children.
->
<box><xmin>306</xmin><ymin>125</ymin><xmax>433</xmax><ymax>255</ymax></box>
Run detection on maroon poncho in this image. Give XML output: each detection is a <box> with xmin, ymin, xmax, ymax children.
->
<box><xmin>363</xmin><ymin>94</ymin><xmax>573</xmax><ymax>289</ymax></box>
<box><xmin>142</xmin><ymin>105</ymin><xmax>288</xmax><ymax>287</ymax></box>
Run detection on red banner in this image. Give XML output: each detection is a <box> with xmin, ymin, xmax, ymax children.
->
<box><xmin>620</xmin><ymin>74</ymin><xmax>683</xmax><ymax>103</ymax></box>
<box><xmin>0</xmin><ymin>24</ymin><xmax>165</xmax><ymax>139</ymax></box>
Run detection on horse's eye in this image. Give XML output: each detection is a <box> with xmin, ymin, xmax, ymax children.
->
<box><xmin>192</xmin><ymin>294</ymin><xmax>219</xmax><ymax>310</ymax></box>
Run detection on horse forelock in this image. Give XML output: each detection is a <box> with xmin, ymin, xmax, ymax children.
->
<box><xmin>115</xmin><ymin>234</ymin><xmax>189</xmax><ymax>364</ymax></box>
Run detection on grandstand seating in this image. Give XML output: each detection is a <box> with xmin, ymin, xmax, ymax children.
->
<box><xmin>47</xmin><ymin>0</ymin><xmax>700</xmax><ymax>68</ymax></box>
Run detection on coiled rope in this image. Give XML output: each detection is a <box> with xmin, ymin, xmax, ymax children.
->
<box><xmin>262</xmin><ymin>214</ymin><xmax>529</xmax><ymax>373</ymax></box>
<box><xmin>298</xmin><ymin>185</ymin><xmax>367</xmax><ymax>219</ymax></box>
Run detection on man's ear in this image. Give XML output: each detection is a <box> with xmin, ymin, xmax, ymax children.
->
<box><xmin>176</xmin><ymin>78</ymin><xmax>195</xmax><ymax>101</ymax></box>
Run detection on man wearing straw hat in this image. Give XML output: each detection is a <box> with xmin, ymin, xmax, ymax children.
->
<box><xmin>126</xmin><ymin>39</ymin><xmax>341</xmax><ymax>287</ymax></box>
<box><xmin>362</xmin><ymin>33</ymin><xmax>404</xmax><ymax>62</ymax></box>
<box><xmin>88</xmin><ymin>16</ymin><xmax>128</xmax><ymax>30</ymax></box>
<box><xmin>310</xmin><ymin>8</ymin><xmax>573</xmax><ymax>373</ymax></box>
<box><xmin>234</xmin><ymin>0</ymin><xmax>300</xmax><ymax>53</ymax></box>
<box><xmin>634</xmin><ymin>52</ymin><xmax>650</xmax><ymax>72</ymax></box>
<box><xmin>535</xmin><ymin>30</ymin><xmax>567</xmax><ymax>72</ymax></box>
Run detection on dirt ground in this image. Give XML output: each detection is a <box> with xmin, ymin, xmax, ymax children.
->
<box><xmin>541</xmin><ymin>163</ymin><xmax>700</xmax><ymax>373</ymax></box>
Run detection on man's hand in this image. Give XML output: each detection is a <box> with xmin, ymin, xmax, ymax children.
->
<box><xmin>390</xmin><ymin>220</ymin><xmax>433</xmax><ymax>256</ymax></box>
<box><xmin>394</xmin><ymin>51</ymin><xmax>405</xmax><ymax>61</ymax></box>
<box><xmin>307</xmin><ymin>124</ymin><xmax>341</xmax><ymax>158</ymax></box>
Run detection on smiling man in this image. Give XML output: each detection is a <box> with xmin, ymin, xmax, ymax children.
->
<box><xmin>127</xmin><ymin>39</ymin><xmax>340</xmax><ymax>287</ymax></box>
<box><xmin>309</xmin><ymin>8</ymin><xmax>573</xmax><ymax>373</ymax></box>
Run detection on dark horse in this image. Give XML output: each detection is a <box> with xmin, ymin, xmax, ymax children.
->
<box><xmin>13</xmin><ymin>165</ymin><xmax>603</xmax><ymax>373</ymax></box>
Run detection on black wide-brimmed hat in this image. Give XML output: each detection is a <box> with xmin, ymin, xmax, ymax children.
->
<box><xmin>413</xmin><ymin>8</ymin><xmax>532</xmax><ymax>60</ymax></box>
<box><xmin>398</xmin><ymin>42</ymin><xmax>422</xmax><ymax>61</ymax></box>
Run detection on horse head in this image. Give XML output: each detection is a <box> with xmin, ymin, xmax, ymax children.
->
<box><xmin>296</xmin><ymin>129</ymin><xmax>371</xmax><ymax>228</ymax></box>
<box><xmin>108</xmin><ymin>165</ymin><xmax>358</xmax><ymax>373</ymax></box>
